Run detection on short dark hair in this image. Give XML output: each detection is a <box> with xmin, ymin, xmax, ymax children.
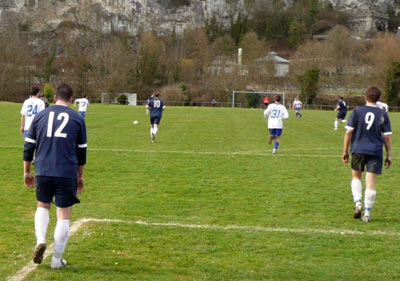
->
<box><xmin>154</xmin><ymin>91</ymin><xmax>160</xmax><ymax>98</ymax></box>
<box><xmin>31</xmin><ymin>87</ymin><xmax>40</xmax><ymax>97</ymax></box>
<box><xmin>274</xmin><ymin>95</ymin><xmax>281</xmax><ymax>102</ymax></box>
<box><xmin>366</xmin><ymin>86</ymin><xmax>381</xmax><ymax>103</ymax></box>
<box><xmin>56</xmin><ymin>83</ymin><xmax>73</xmax><ymax>101</ymax></box>
<box><xmin>339</xmin><ymin>96</ymin><xmax>344</xmax><ymax>100</ymax></box>
<box><xmin>83</xmin><ymin>94</ymin><xmax>87</xmax><ymax>98</ymax></box>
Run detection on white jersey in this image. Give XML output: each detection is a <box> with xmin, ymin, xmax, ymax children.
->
<box><xmin>376</xmin><ymin>101</ymin><xmax>388</xmax><ymax>112</ymax></box>
<box><xmin>75</xmin><ymin>98</ymin><xmax>89</xmax><ymax>112</ymax></box>
<box><xmin>293</xmin><ymin>99</ymin><xmax>302</xmax><ymax>109</ymax></box>
<box><xmin>20</xmin><ymin>97</ymin><xmax>45</xmax><ymax>131</ymax></box>
<box><xmin>264</xmin><ymin>103</ymin><xmax>289</xmax><ymax>129</ymax></box>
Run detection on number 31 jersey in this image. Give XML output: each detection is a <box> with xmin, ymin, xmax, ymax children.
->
<box><xmin>24</xmin><ymin>105</ymin><xmax>87</xmax><ymax>178</ymax></box>
<box><xmin>264</xmin><ymin>103</ymin><xmax>289</xmax><ymax>129</ymax></box>
<box><xmin>345</xmin><ymin>105</ymin><xmax>392</xmax><ymax>157</ymax></box>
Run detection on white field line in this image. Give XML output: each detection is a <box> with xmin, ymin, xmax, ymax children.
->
<box><xmin>8</xmin><ymin>217</ymin><xmax>400</xmax><ymax>281</ymax></box>
<box><xmin>2</xmin><ymin>144</ymin><xmax>400</xmax><ymax>159</ymax></box>
<box><xmin>0</xmin><ymin>145</ymin><xmax>370</xmax><ymax>159</ymax></box>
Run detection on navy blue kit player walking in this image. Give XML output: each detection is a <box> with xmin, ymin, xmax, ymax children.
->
<box><xmin>146</xmin><ymin>91</ymin><xmax>166</xmax><ymax>142</ymax></box>
<box><xmin>23</xmin><ymin>83</ymin><xmax>87</xmax><ymax>269</ymax></box>
<box><xmin>334</xmin><ymin>96</ymin><xmax>348</xmax><ymax>130</ymax></box>
<box><xmin>342</xmin><ymin>87</ymin><xmax>392</xmax><ymax>222</ymax></box>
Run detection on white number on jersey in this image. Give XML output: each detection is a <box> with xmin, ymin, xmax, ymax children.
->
<box><xmin>154</xmin><ymin>100</ymin><xmax>161</xmax><ymax>108</ymax></box>
<box><xmin>47</xmin><ymin>112</ymin><xmax>70</xmax><ymax>138</ymax></box>
<box><xmin>365</xmin><ymin>112</ymin><xmax>375</xmax><ymax>130</ymax></box>
<box><xmin>27</xmin><ymin>105</ymin><xmax>38</xmax><ymax>117</ymax></box>
<box><xmin>271</xmin><ymin>109</ymin><xmax>281</xmax><ymax>119</ymax></box>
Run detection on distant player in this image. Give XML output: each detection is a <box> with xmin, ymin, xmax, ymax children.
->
<box><xmin>342</xmin><ymin>87</ymin><xmax>392</xmax><ymax>222</ymax></box>
<box><xmin>146</xmin><ymin>91</ymin><xmax>166</xmax><ymax>143</ymax></box>
<box><xmin>292</xmin><ymin>96</ymin><xmax>303</xmax><ymax>118</ymax></box>
<box><xmin>74</xmin><ymin>95</ymin><xmax>89</xmax><ymax>118</ymax></box>
<box><xmin>334</xmin><ymin>96</ymin><xmax>348</xmax><ymax>130</ymax></box>
<box><xmin>23</xmin><ymin>83</ymin><xmax>87</xmax><ymax>269</ymax></box>
<box><xmin>264</xmin><ymin>95</ymin><xmax>289</xmax><ymax>154</ymax></box>
<box><xmin>376</xmin><ymin>101</ymin><xmax>389</xmax><ymax>112</ymax></box>
<box><xmin>263</xmin><ymin>97</ymin><xmax>271</xmax><ymax>107</ymax></box>
<box><xmin>20</xmin><ymin>87</ymin><xmax>45</xmax><ymax>138</ymax></box>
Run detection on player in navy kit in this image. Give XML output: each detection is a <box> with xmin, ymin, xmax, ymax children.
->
<box><xmin>23</xmin><ymin>83</ymin><xmax>87</xmax><ymax>269</ymax></box>
<box><xmin>146</xmin><ymin>91</ymin><xmax>166</xmax><ymax>142</ymax></box>
<box><xmin>334</xmin><ymin>96</ymin><xmax>348</xmax><ymax>130</ymax></box>
<box><xmin>342</xmin><ymin>87</ymin><xmax>392</xmax><ymax>222</ymax></box>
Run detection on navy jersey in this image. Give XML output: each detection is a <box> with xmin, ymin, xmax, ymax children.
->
<box><xmin>345</xmin><ymin>105</ymin><xmax>392</xmax><ymax>156</ymax></box>
<box><xmin>23</xmin><ymin>105</ymin><xmax>87</xmax><ymax>179</ymax></box>
<box><xmin>337</xmin><ymin>100</ymin><xmax>348</xmax><ymax>112</ymax></box>
<box><xmin>147</xmin><ymin>98</ymin><xmax>165</xmax><ymax>117</ymax></box>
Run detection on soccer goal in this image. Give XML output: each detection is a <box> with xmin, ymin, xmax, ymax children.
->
<box><xmin>232</xmin><ymin>91</ymin><xmax>285</xmax><ymax>108</ymax></box>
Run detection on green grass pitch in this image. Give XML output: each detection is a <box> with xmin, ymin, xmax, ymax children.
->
<box><xmin>1</xmin><ymin>102</ymin><xmax>400</xmax><ymax>281</ymax></box>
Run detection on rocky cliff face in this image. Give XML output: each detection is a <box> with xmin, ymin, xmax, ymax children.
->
<box><xmin>0</xmin><ymin>0</ymin><xmax>246</xmax><ymax>36</ymax></box>
<box><xmin>0</xmin><ymin>0</ymin><xmax>398</xmax><ymax>36</ymax></box>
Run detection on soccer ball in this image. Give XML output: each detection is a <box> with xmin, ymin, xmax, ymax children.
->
<box><xmin>133</xmin><ymin>120</ymin><xmax>139</xmax><ymax>125</ymax></box>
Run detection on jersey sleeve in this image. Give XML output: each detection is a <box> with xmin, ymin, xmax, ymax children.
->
<box><xmin>345</xmin><ymin>110</ymin><xmax>356</xmax><ymax>130</ymax></box>
<box><xmin>20</xmin><ymin>101</ymin><xmax>27</xmax><ymax>115</ymax></box>
<box><xmin>23</xmin><ymin>118</ymin><xmax>37</xmax><ymax>161</ymax></box>
<box><xmin>38</xmin><ymin>100</ymin><xmax>45</xmax><ymax>113</ymax></box>
<box><xmin>77</xmin><ymin>120</ymin><xmax>88</xmax><ymax>166</ymax></box>
<box><xmin>264</xmin><ymin>107</ymin><xmax>270</xmax><ymax>118</ymax></box>
<box><xmin>282</xmin><ymin>106</ymin><xmax>289</xmax><ymax>119</ymax></box>
<box><xmin>382</xmin><ymin>112</ymin><xmax>392</xmax><ymax>135</ymax></box>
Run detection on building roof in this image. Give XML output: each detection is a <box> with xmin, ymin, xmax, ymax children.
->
<box><xmin>256</xmin><ymin>52</ymin><xmax>290</xmax><ymax>64</ymax></box>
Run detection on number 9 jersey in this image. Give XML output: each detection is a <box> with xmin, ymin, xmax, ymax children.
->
<box><xmin>23</xmin><ymin>105</ymin><xmax>87</xmax><ymax>179</ymax></box>
<box><xmin>345</xmin><ymin>105</ymin><xmax>392</xmax><ymax>157</ymax></box>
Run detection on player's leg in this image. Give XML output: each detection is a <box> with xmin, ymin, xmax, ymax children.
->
<box><xmin>33</xmin><ymin>201</ymin><xmax>51</xmax><ymax>264</ymax></box>
<box><xmin>33</xmin><ymin>176</ymin><xmax>55</xmax><ymax>264</ymax></box>
<box><xmin>334</xmin><ymin>118</ymin><xmax>339</xmax><ymax>130</ymax></box>
<box><xmin>351</xmin><ymin>169</ymin><xmax>363</xmax><ymax>219</ymax></box>
<box><xmin>268</xmin><ymin>129</ymin><xmax>275</xmax><ymax>145</ymax></box>
<box><xmin>362</xmin><ymin>172</ymin><xmax>377</xmax><ymax>222</ymax></box>
<box><xmin>150</xmin><ymin>117</ymin><xmax>155</xmax><ymax>142</ymax></box>
<box><xmin>51</xmin><ymin>206</ymin><xmax>72</xmax><ymax>269</ymax></box>
<box><xmin>51</xmin><ymin>178</ymin><xmax>80</xmax><ymax>269</ymax></box>
<box><xmin>362</xmin><ymin>156</ymin><xmax>382</xmax><ymax>222</ymax></box>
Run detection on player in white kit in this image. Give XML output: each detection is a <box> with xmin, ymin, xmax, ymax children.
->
<box><xmin>264</xmin><ymin>95</ymin><xmax>289</xmax><ymax>154</ymax></box>
<box><xmin>74</xmin><ymin>95</ymin><xmax>90</xmax><ymax>118</ymax></box>
<box><xmin>20</xmin><ymin>87</ymin><xmax>45</xmax><ymax>138</ymax></box>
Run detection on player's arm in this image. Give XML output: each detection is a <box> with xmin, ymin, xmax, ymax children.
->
<box><xmin>342</xmin><ymin>129</ymin><xmax>353</xmax><ymax>163</ymax></box>
<box><xmin>283</xmin><ymin>107</ymin><xmax>289</xmax><ymax>119</ymax></box>
<box><xmin>334</xmin><ymin>105</ymin><xmax>339</xmax><ymax>111</ymax></box>
<box><xmin>23</xmin><ymin>129</ymin><xmax>36</xmax><ymax>188</ymax></box>
<box><xmin>383</xmin><ymin>135</ymin><xmax>392</xmax><ymax>169</ymax></box>
<box><xmin>20</xmin><ymin>114</ymin><xmax>25</xmax><ymax>135</ymax></box>
<box><xmin>73</xmin><ymin>99</ymin><xmax>78</xmax><ymax>107</ymax></box>
<box><xmin>77</xmin><ymin>120</ymin><xmax>87</xmax><ymax>193</ymax></box>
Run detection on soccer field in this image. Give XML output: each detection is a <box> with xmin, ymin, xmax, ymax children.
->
<box><xmin>1</xmin><ymin>103</ymin><xmax>400</xmax><ymax>281</ymax></box>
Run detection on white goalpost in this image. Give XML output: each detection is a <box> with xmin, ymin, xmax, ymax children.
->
<box><xmin>232</xmin><ymin>91</ymin><xmax>286</xmax><ymax>108</ymax></box>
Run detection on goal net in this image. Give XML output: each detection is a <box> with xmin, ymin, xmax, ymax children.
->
<box><xmin>232</xmin><ymin>91</ymin><xmax>286</xmax><ymax>108</ymax></box>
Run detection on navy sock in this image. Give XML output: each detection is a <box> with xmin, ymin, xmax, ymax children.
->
<box><xmin>274</xmin><ymin>142</ymin><xmax>280</xmax><ymax>150</ymax></box>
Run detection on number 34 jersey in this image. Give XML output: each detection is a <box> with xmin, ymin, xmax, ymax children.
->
<box><xmin>345</xmin><ymin>105</ymin><xmax>392</xmax><ymax>157</ymax></box>
<box><xmin>24</xmin><ymin>105</ymin><xmax>87</xmax><ymax>178</ymax></box>
<box><xmin>264</xmin><ymin>103</ymin><xmax>289</xmax><ymax>129</ymax></box>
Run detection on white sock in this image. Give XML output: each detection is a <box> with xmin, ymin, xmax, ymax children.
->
<box><xmin>53</xmin><ymin>219</ymin><xmax>70</xmax><ymax>260</ymax></box>
<box><xmin>351</xmin><ymin>179</ymin><xmax>362</xmax><ymax>207</ymax></box>
<box><xmin>342</xmin><ymin>119</ymin><xmax>347</xmax><ymax>123</ymax></box>
<box><xmin>364</xmin><ymin>189</ymin><xmax>376</xmax><ymax>215</ymax></box>
<box><xmin>153</xmin><ymin>127</ymin><xmax>158</xmax><ymax>136</ymax></box>
<box><xmin>150</xmin><ymin>127</ymin><xmax>153</xmax><ymax>136</ymax></box>
<box><xmin>334</xmin><ymin>121</ymin><xmax>338</xmax><ymax>129</ymax></box>
<box><xmin>35</xmin><ymin>207</ymin><xmax>49</xmax><ymax>245</ymax></box>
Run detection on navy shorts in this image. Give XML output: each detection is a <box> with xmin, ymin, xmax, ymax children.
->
<box><xmin>336</xmin><ymin>111</ymin><xmax>347</xmax><ymax>119</ymax></box>
<box><xmin>79</xmin><ymin>111</ymin><xmax>86</xmax><ymax>118</ymax></box>
<box><xmin>351</xmin><ymin>153</ymin><xmax>383</xmax><ymax>175</ymax></box>
<box><xmin>35</xmin><ymin>176</ymin><xmax>80</xmax><ymax>208</ymax></box>
<box><xmin>150</xmin><ymin>116</ymin><xmax>161</xmax><ymax>125</ymax></box>
<box><xmin>269</xmin><ymin>129</ymin><xmax>283</xmax><ymax>137</ymax></box>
